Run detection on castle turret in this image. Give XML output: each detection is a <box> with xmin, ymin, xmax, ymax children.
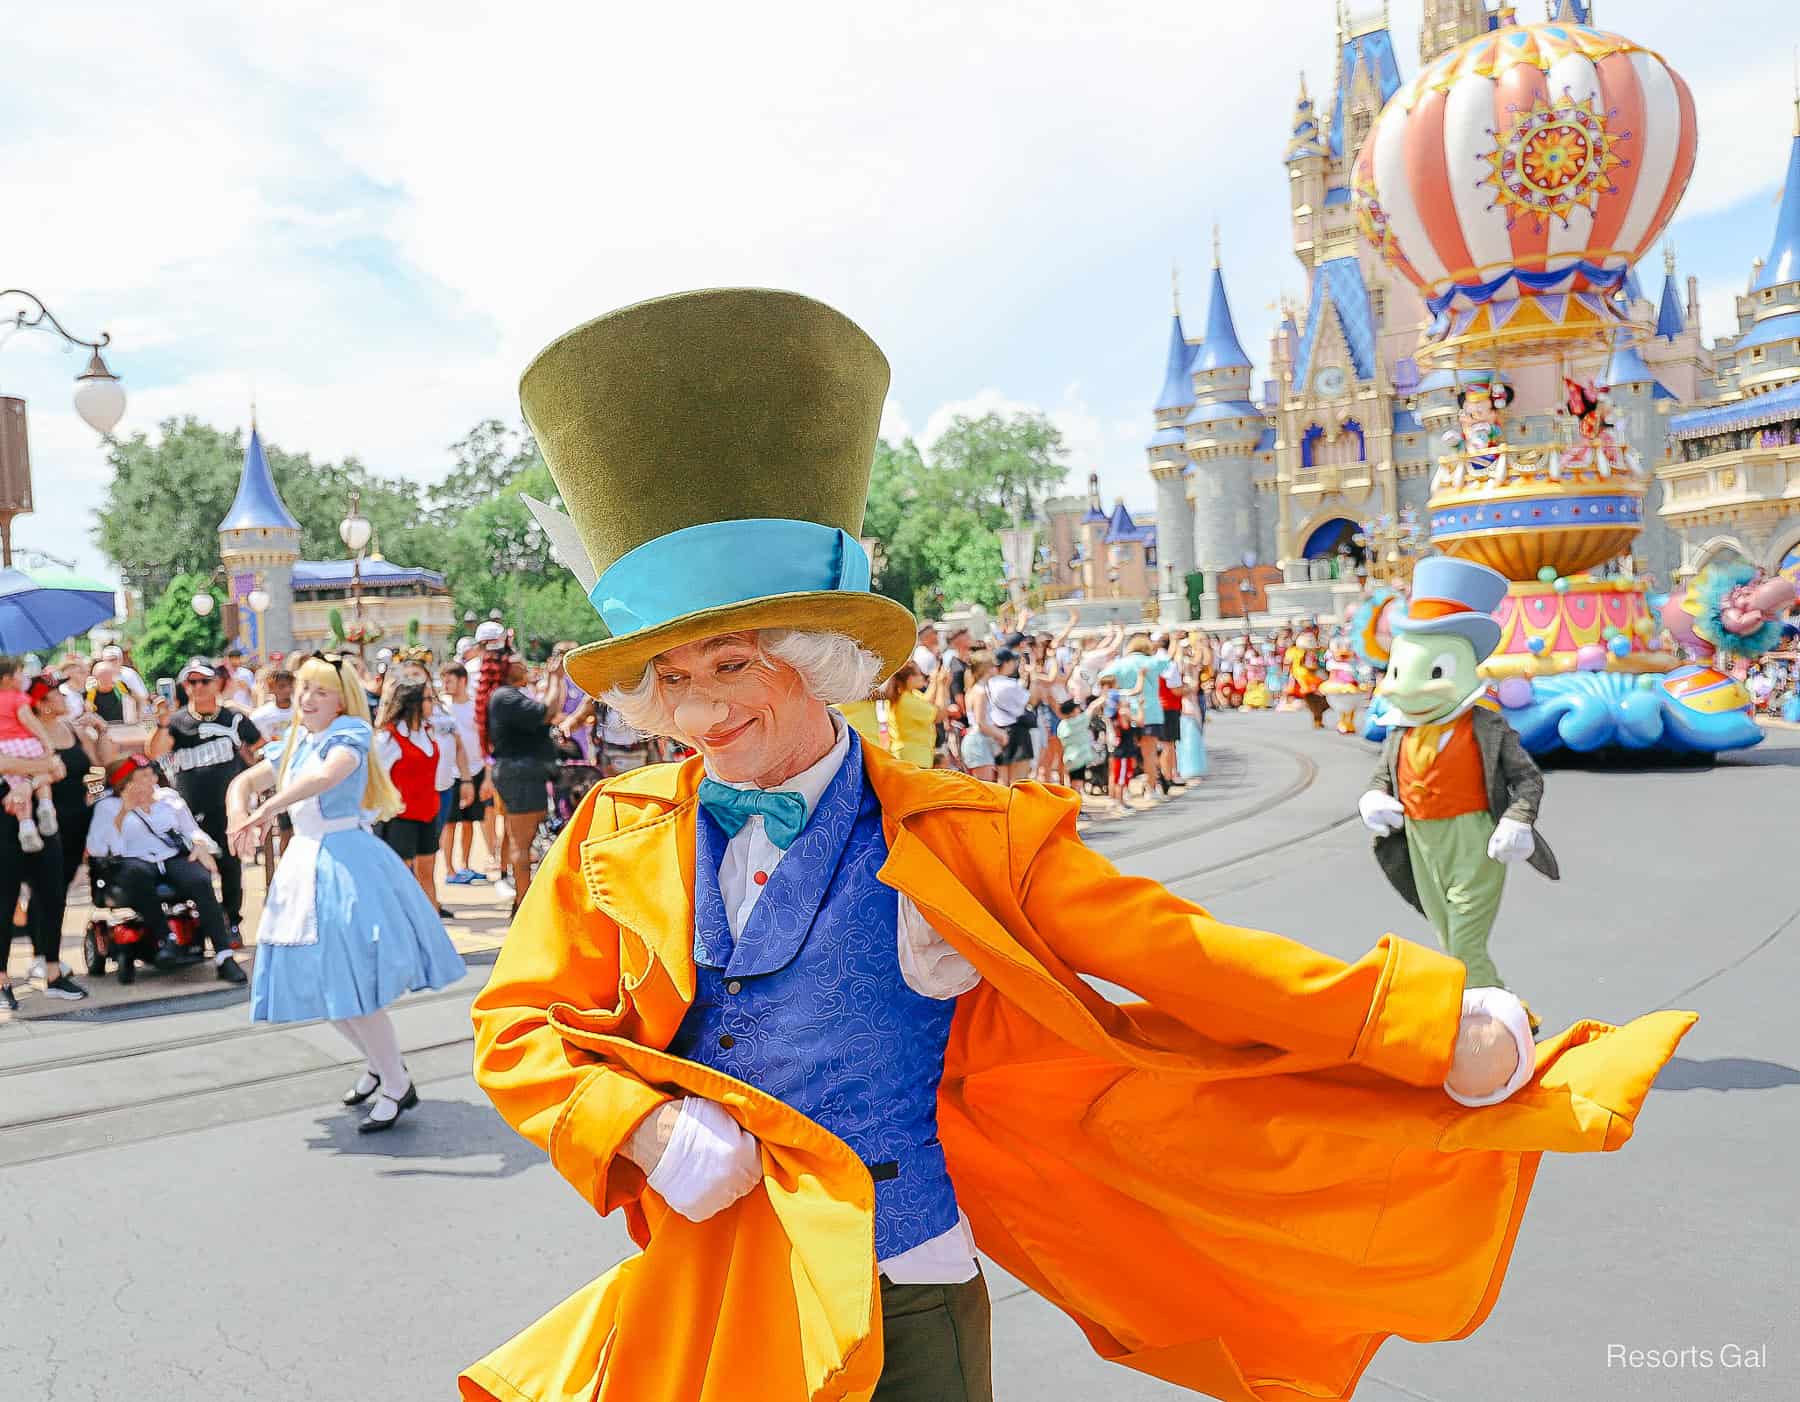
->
<box><xmin>1185</xmin><ymin>248</ymin><xmax>1264</xmax><ymax>619</ymax></box>
<box><xmin>218</xmin><ymin>423</ymin><xmax>300</xmax><ymax>658</ymax></box>
<box><xmin>1753</xmin><ymin>102</ymin><xmax>1800</xmax><ymax>294</ymax></box>
<box><xmin>1602</xmin><ymin>331</ymin><xmax>1679</xmax><ymax>573</ymax></box>
<box><xmin>1655</xmin><ymin>246</ymin><xmax>1686</xmax><ymax>340</ymax></box>
<box><xmin>1148</xmin><ymin>289</ymin><xmax>1197</xmax><ymax>620</ymax></box>
<box><xmin>1418</xmin><ymin>0</ymin><xmax>1489</xmax><ymax>65</ymax></box>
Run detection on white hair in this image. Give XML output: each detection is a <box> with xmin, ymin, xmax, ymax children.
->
<box><xmin>601</xmin><ymin>629</ymin><xmax>884</xmax><ymax>739</ymax></box>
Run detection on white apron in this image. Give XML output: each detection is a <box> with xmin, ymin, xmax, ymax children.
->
<box><xmin>257</xmin><ymin>799</ymin><xmax>365</xmax><ymax>947</ymax></box>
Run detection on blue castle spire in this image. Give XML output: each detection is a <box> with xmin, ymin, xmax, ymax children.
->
<box><xmin>219</xmin><ymin>424</ymin><xmax>300</xmax><ymax>532</ymax></box>
<box><xmin>1754</xmin><ymin>121</ymin><xmax>1800</xmax><ymax>291</ymax></box>
<box><xmin>1655</xmin><ymin>255</ymin><xmax>1685</xmax><ymax>340</ymax></box>
<box><xmin>1193</xmin><ymin>252</ymin><xmax>1252</xmax><ymax>373</ymax></box>
<box><xmin>1154</xmin><ymin>310</ymin><xmax>1196</xmax><ymax>411</ymax></box>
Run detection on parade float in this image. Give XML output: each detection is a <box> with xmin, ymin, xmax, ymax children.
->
<box><xmin>1350</xmin><ymin>15</ymin><xmax>1776</xmax><ymax>754</ymax></box>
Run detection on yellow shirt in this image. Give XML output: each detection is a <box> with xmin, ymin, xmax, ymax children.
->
<box><xmin>889</xmin><ymin>688</ymin><xmax>938</xmax><ymax>768</ymax></box>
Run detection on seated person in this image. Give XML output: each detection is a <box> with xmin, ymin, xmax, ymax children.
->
<box><xmin>86</xmin><ymin>755</ymin><xmax>241</xmax><ymax>983</ymax></box>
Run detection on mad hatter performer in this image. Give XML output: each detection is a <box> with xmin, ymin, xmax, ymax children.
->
<box><xmin>225</xmin><ymin>654</ymin><xmax>466</xmax><ymax>1133</ymax></box>
<box><xmin>1359</xmin><ymin>559</ymin><xmax>1558</xmax><ymax>1037</ymax></box>
<box><xmin>464</xmin><ymin>289</ymin><xmax>1692</xmax><ymax>1402</ymax></box>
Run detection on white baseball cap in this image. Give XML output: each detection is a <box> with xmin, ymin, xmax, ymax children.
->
<box><xmin>474</xmin><ymin>620</ymin><xmax>506</xmax><ymax>647</ymax></box>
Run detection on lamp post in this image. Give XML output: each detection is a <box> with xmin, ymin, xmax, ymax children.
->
<box><xmin>0</xmin><ymin>290</ymin><xmax>126</xmax><ymax>567</ymax></box>
<box><xmin>339</xmin><ymin>490</ymin><xmax>372</xmax><ymax>623</ymax></box>
<box><xmin>246</xmin><ymin>587</ymin><xmax>271</xmax><ymax>660</ymax></box>
<box><xmin>1239</xmin><ymin>549</ymin><xmax>1259</xmax><ymax>622</ymax></box>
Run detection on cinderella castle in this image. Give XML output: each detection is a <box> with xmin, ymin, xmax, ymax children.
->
<box><xmin>1130</xmin><ymin>0</ymin><xmax>1800</xmax><ymax>625</ymax></box>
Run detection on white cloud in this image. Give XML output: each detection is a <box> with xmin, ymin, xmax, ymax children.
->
<box><xmin>2</xmin><ymin>0</ymin><xmax>1791</xmax><ymax>587</ymax></box>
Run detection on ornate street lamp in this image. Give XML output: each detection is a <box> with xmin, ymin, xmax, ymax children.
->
<box><xmin>339</xmin><ymin>490</ymin><xmax>372</xmax><ymax>623</ymax></box>
<box><xmin>191</xmin><ymin>590</ymin><xmax>216</xmax><ymax>618</ymax></box>
<box><xmin>246</xmin><ymin>586</ymin><xmax>271</xmax><ymax>658</ymax></box>
<box><xmin>0</xmin><ymin>290</ymin><xmax>126</xmax><ymax>567</ymax></box>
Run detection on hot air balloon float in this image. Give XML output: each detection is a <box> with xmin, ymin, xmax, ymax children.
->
<box><xmin>1352</xmin><ymin>15</ymin><xmax>1768</xmax><ymax>754</ymax></box>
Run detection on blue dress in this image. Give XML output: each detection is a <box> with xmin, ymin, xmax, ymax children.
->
<box><xmin>1177</xmin><ymin>699</ymin><xmax>1208</xmax><ymax>779</ymax></box>
<box><xmin>250</xmin><ymin>717</ymin><xmax>466</xmax><ymax>1024</ymax></box>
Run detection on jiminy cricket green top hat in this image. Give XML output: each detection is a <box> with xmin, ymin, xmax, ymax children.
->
<box><xmin>519</xmin><ymin>288</ymin><xmax>916</xmax><ymax>697</ymax></box>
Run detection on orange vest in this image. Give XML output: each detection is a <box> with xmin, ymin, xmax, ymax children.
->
<box><xmin>1398</xmin><ymin>712</ymin><xmax>1487</xmax><ymax>820</ymax></box>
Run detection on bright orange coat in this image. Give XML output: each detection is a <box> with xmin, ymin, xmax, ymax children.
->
<box><xmin>461</xmin><ymin>743</ymin><xmax>1692</xmax><ymax>1402</ymax></box>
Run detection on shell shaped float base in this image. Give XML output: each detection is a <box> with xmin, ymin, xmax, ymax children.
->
<box><xmin>1361</xmin><ymin>668</ymin><xmax>1763</xmax><ymax>756</ymax></box>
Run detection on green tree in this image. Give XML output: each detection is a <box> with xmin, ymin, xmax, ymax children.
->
<box><xmin>134</xmin><ymin>573</ymin><xmax>225</xmax><ymax>688</ymax></box>
<box><xmin>94</xmin><ymin>417</ymin><xmax>441</xmax><ymax>596</ymax></box>
<box><xmin>862</xmin><ymin>411</ymin><xmax>1068</xmax><ymax>615</ymax></box>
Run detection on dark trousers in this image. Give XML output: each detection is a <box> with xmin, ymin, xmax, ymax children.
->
<box><xmin>110</xmin><ymin>856</ymin><xmax>229</xmax><ymax>957</ymax></box>
<box><xmin>0</xmin><ymin>813</ymin><xmax>64</xmax><ymax>966</ymax></box>
<box><xmin>872</xmin><ymin>1270</ymin><xmax>992</xmax><ymax>1402</ymax></box>
<box><xmin>193</xmin><ymin>804</ymin><xmax>242</xmax><ymax>929</ymax></box>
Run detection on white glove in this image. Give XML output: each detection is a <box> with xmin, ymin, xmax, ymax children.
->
<box><xmin>1443</xmin><ymin>987</ymin><xmax>1537</xmax><ymax>1108</ymax></box>
<box><xmin>1486</xmin><ymin>816</ymin><xmax>1536</xmax><ymax>864</ymax></box>
<box><xmin>644</xmin><ymin>1096</ymin><xmax>762</xmax><ymax>1222</ymax></box>
<box><xmin>1358</xmin><ymin>789</ymin><xmax>1406</xmax><ymax>835</ymax></box>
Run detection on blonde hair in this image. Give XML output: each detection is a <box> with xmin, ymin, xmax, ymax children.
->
<box><xmin>1125</xmin><ymin>636</ymin><xmax>1153</xmax><ymax>656</ymax></box>
<box><xmin>281</xmin><ymin>657</ymin><xmax>402</xmax><ymax>821</ymax></box>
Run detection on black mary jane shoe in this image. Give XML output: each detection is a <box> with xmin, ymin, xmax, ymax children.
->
<box><xmin>342</xmin><ymin>1070</ymin><xmax>382</xmax><ymax>1107</ymax></box>
<box><xmin>215</xmin><ymin>958</ymin><xmax>248</xmax><ymax>985</ymax></box>
<box><xmin>357</xmin><ymin>1082</ymin><xmax>419</xmax><ymax>1134</ymax></box>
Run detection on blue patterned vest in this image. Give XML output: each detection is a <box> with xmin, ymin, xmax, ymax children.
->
<box><xmin>669</xmin><ymin>729</ymin><xmax>960</xmax><ymax>1260</ymax></box>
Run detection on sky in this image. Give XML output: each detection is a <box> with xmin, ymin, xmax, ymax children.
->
<box><xmin>2</xmin><ymin>0</ymin><xmax>1796</xmax><ymax>585</ymax></box>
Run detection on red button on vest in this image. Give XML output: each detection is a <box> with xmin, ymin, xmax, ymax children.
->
<box><xmin>752</xmin><ymin>870</ymin><xmax>769</xmax><ymax>886</ymax></box>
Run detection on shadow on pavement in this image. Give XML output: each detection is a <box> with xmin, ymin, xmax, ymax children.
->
<box><xmin>303</xmin><ymin>1096</ymin><xmax>544</xmax><ymax>1179</ymax></box>
<box><xmin>1652</xmin><ymin>1055</ymin><xmax>1800</xmax><ymax>1092</ymax></box>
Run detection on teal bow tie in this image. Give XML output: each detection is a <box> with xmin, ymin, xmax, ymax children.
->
<box><xmin>697</xmin><ymin>778</ymin><xmax>809</xmax><ymax>849</ymax></box>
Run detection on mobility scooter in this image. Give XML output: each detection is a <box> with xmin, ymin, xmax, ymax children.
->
<box><xmin>82</xmin><ymin>855</ymin><xmax>208</xmax><ymax>985</ymax></box>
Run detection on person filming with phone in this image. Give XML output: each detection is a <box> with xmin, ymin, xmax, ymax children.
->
<box><xmin>86</xmin><ymin>755</ymin><xmax>235</xmax><ymax>983</ymax></box>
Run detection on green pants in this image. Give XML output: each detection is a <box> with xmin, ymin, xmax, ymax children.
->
<box><xmin>873</xmin><ymin>1269</ymin><xmax>993</xmax><ymax>1402</ymax></box>
<box><xmin>1405</xmin><ymin>811</ymin><xmax>1507</xmax><ymax>989</ymax></box>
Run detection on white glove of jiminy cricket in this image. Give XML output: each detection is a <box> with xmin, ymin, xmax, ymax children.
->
<box><xmin>1486</xmin><ymin>816</ymin><xmax>1536</xmax><ymax>864</ymax></box>
<box><xmin>638</xmin><ymin>1097</ymin><xmax>762</xmax><ymax>1222</ymax></box>
<box><xmin>1358</xmin><ymin>789</ymin><xmax>1406</xmax><ymax>835</ymax></box>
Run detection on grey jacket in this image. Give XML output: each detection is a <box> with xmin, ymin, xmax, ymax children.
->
<box><xmin>1366</xmin><ymin>707</ymin><xmax>1561</xmax><ymax>915</ymax></box>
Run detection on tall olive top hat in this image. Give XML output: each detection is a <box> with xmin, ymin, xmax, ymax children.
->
<box><xmin>520</xmin><ymin>288</ymin><xmax>916</xmax><ymax>697</ymax></box>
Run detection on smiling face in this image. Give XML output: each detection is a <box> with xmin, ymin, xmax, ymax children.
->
<box><xmin>1377</xmin><ymin>633</ymin><xmax>1482</xmax><ymax>725</ymax></box>
<box><xmin>296</xmin><ymin>678</ymin><xmax>346</xmax><ymax>732</ymax></box>
<box><xmin>652</xmin><ymin>632</ymin><xmax>832</xmax><ymax>786</ymax></box>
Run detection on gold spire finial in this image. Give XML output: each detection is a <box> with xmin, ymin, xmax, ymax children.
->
<box><xmin>1172</xmin><ymin>260</ymin><xmax>1181</xmax><ymax>315</ymax></box>
<box><xmin>1663</xmin><ymin>243</ymin><xmax>1677</xmax><ymax>276</ymax></box>
<box><xmin>1212</xmin><ymin>223</ymin><xmax>1222</xmax><ymax>268</ymax></box>
<box><xmin>1298</xmin><ymin>70</ymin><xmax>1309</xmax><ymax>106</ymax></box>
<box><xmin>249</xmin><ymin>377</ymin><xmax>257</xmax><ymax>431</ymax></box>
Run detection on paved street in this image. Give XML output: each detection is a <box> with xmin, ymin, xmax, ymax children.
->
<box><xmin>1</xmin><ymin>712</ymin><xmax>1794</xmax><ymax>1401</ymax></box>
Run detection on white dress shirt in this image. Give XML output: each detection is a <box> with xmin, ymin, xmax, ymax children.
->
<box><xmin>88</xmin><ymin>788</ymin><xmax>205</xmax><ymax>863</ymax></box>
<box><xmin>706</xmin><ymin>715</ymin><xmax>981</xmax><ymax>1283</ymax></box>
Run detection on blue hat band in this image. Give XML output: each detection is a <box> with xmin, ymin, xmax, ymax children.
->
<box><xmin>588</xmin><ymin>518</ymin><xmax>872</xmax><ymax>639</ymax></box>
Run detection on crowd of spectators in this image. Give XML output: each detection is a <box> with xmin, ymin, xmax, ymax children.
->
<box><xmin>843</xmin><ymin>612</ymin><xmax>1220</xmax><ymax>818</ymax></box>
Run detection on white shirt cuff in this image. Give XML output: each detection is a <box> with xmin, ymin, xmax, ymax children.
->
<box><xmin>897</xmin><ymin>895</ymin><xmax>982</xmax><ymax>999</ymax></box>
<box><xmin>1444</xmin><ymin>987</ymin><xmax>1537</xmax><ymax>1108</ymax></box>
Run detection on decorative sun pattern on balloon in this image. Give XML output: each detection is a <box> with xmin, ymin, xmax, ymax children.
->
<box><xmin>1351</xmin><ymin>20</ymin><xmax>1696</xmax><ymax>361</ymax></box>
<box><xmin>1483</xmin><ymin>92</ymin><xmax>1626</xmax><ymax>229</ymax></box>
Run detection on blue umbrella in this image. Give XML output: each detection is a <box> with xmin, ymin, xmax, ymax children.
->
<box><xmin>0</xmin><ymin>568</ymin><xmax>119</xmax><ymax>653</ymax></box>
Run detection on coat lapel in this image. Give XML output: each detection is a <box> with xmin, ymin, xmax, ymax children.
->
<box><xmin>578</xmin><ymin>771</ymin><xmax>701</xmax><ymax>1006</ymax></box>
